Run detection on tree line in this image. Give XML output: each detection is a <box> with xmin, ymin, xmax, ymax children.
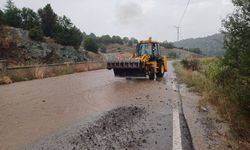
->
<box><xmin>0</xmin><ymin>0</ymin><xmax>139</xmax><ymax>52</ymax></box>
<box><xmin>82</xmin><ymin>33</ymin><xmax>138</xmax><ymax>53</ymax></box>
<box><xmin>220</xmin><ymin>0</ymin><xmax>250</xmax><ymax>115</ymax></box>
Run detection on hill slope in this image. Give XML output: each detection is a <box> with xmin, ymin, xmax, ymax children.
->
<box><xmin>0</xmin><ymin>26</ymin><xmax>104</xmax><ymax>66</ymax></box>
<box><xmin>173</xmin><ymin>33</ymin><xmax>224</xmax><ymax>56</ymax></box>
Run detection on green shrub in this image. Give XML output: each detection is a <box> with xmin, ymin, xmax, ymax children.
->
<box><xmin>181</xmin><ymin>59</ymin><xmax>199</xmax><ymax>71</ymax></box>
<box><xmin>28</xmin><ymin>27</ymin><xmax>44</xmax><ymax>41</ymax></box>
<box><xmin>221</xmin><ymin>0</ymin><xmax>250</xmax><ymax>116</ymax></box>
<box><xmin>168</xmin><ymin>52</ymin><xmax>178</xmax><ymax>59</ymax></box>
<box><xmin>181</xmin><ymin>59</ymin><xmax>188</xmax><ymax>68</ymax></box>
<box><xmin>84</xmin><ymin>37</ymin><xmax>98</xmax><ymax>53</ymax></box>
<box><xmin>99</xmin><ymin>44</ymin><xmax>107</xmax><ymax>53</ymax></box>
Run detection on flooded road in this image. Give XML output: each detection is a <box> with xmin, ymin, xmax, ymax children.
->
<box><xmin>0</xmin><ymin>61</ymin><xmax>192</xmax><ymax>150</ymax></box>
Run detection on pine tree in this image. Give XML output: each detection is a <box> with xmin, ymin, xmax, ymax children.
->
<box><xmin>38</xmin><ymin>4</ymin><xmax>57</xmax><ymax>37</ymax></box>
<box><xmin>3</xmin><ymin>0</ymin><xmax>22</xmax><ymax>28</ymax></box>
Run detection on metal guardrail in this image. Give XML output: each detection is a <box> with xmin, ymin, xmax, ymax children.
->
<box><xmin>1</xmin><ymin>60</ymin><xmax>106</xmax><ymax>72</ymax></box>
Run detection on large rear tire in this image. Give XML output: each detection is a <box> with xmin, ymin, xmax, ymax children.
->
<box><xmin>156</xmin><ymin>64</ymin><xmax>164</xmax><ymax>78</ymax></box>
<box><xmin>149</xmin><ymin>66</ymin><xmax>155</xmax><ymax>80</ymax></box>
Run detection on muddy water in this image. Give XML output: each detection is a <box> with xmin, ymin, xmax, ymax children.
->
<box><xmin>0</xmin><ymin>64</ymin><xmax>177</xmax><ymax>150</ymax></box>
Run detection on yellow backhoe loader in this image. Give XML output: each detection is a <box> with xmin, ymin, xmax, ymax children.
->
<box><xmin>107</xmin><ymin>38</ymin><xmax>167</xmax><ymax>80</ymax></box>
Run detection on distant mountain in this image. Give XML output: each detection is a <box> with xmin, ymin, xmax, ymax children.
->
<box><xmin>173</xmin><ymin>33</ymin><xmax>225</xmax><ymax>56</ymax></box>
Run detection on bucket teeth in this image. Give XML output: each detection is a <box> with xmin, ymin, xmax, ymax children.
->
<box><xmin>113</xmin><ymin>68</ymin><xmax>146</xmax><ymax>77</ymax></box>
<box><xmin>107</xmin><ymin>60</ymin><xmax>146</xmax><ymax>77</ymax></box>
<box><xmin>107</xmin><ymin>60</ymin><xmax>140</xmax><ymax>69</ymax></box>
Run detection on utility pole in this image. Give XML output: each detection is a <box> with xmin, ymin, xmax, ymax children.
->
<box><xmin>174</xmin><ymin>26</ymin><xmax>180</xmax><ymax>41</ymax></box>
<box><xmin>174</xmin><ymin>0</ymin><xmax>191</xmax><ymax>42</ymax></box>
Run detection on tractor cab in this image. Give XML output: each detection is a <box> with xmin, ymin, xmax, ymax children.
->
<box><xmin>136</xmin><ymin>42</ymin><xmax>161</xmax><ymax>57</ymax></box>
<box><xmin>135</xmin><ymin>38</ymin><xmax>162</xmax><ymax>62</ymax></box>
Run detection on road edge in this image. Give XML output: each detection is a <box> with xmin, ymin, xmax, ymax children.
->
<box><xmin>177</xmin><ymin>83</ymin><xmax>195</xmax><ymax>150</ymax></box>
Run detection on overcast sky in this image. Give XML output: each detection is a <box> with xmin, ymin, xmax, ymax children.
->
<box><xmin>0</xmin><ymin>0</ymin><xmax>234</xmax><ymax>42</ymax></box>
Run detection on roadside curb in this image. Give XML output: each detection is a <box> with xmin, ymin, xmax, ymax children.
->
<box><xmin>177</xmin><ymin>83</ymin><xmax>195</xmax><ymax>150</ymax></box>
<box><xmin>177</xmin><ymin>83</ymin><xmax>208</xmax><ymax>150</ymax></box>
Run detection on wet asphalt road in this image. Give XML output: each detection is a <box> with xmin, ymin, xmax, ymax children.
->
<box><xmin>0</xmin><ymin>61</ymin><xmax>193</xmax><ymax>150</ymax></box>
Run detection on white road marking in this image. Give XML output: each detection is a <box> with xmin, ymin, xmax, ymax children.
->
<box><xmin>171</xmin><ymin>77</ymin><xmax>182</xmax><ymax>149</ymax></box>
<box><xmin>172</xmin><ymin>101</ymin><xmax>182</xmax><ymax>150</ymax></box>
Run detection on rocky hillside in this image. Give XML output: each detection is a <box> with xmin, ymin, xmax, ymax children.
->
<box><xmin>0</xmin><ymin>26</ymin><xmax>90</xmax><ymax>66</ymax></box>
<box><xmin>104</xmin><ymin>43</ymin><xmax>134</xmax><ymax>53</ymax></box>
<box><xmin>173</xmin><ymin>33</ymin><xmax>224</xmax><ymax>56</ymax></box>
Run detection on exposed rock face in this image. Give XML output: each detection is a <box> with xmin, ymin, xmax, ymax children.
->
<box><xmin>0</xmin><ymin>26</ymin><xmax>87</xmax><ymax>65</ymax></box>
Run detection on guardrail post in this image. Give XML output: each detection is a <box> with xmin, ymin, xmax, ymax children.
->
<box><xmin>0</xmin><ymin>60</ymin><xmax>7</xmax><ymax>73</ymax></box>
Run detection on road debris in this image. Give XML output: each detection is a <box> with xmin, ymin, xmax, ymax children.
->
<box><xmin>69</xmin><ymin>106</ymin><xmax>147</xmax><ymax>150</ymax></box>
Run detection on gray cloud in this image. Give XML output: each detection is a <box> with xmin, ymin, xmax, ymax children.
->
<box><xmin>115</xmin><ymin>2</ymin><xmax>146</xmax><ymax>27</ymax></box>
<box><xmin>0</xmin><ymin>0</ymin><xmax>234</xmax><ymax>41</ymax></box>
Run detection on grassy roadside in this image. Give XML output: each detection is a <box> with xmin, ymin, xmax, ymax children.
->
<box><xmin>0</xmin><ymin>63</ymin><xmax>106</xmax><ymax>84</ymax></box>
<box><xmin>173</xmin><ymin>58</ymin><xmax>250</xmax><ymax>148</ymax></box>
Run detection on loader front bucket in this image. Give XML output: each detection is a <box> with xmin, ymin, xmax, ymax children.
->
<box><xmin>107</xmin><ymin>60</ymin><xmax>146</xmax><ymax>77</ymax></box>
<box><xmin>113</xmin><ymin>68</ymin><xmax>146</xmax><ymax>77</ymax></box>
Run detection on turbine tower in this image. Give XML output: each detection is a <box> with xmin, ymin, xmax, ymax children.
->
<box><xmin>174</xmin><ymin>26</ymin><xmax>180</xmax><ymax>41</ymax></box>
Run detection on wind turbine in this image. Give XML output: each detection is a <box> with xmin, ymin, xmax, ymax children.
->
<box><xmin>174</xmin><ymin>26</ymin><xmax>180</xmax><ymax>41</ymax></box>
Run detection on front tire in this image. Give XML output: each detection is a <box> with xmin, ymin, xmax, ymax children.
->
<box><xmin>156</xmin><ymin>64</ymin><xmax>164</xmax><ymax>78</ymax></box>
<box><xmin>149</xmin><ymin>66</ymin><xmax>155</xmax><ymax>80</ymax></box>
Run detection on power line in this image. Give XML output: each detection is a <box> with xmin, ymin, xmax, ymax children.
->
<box><xmin>174</xmin><ymin>0</ymin><xmax>191</xmax><ymax>41</ymax></box>
<box><xmin>178</xmin><ymin>0</ymin><xmax>191</xmax><ymax>27</ymax></box>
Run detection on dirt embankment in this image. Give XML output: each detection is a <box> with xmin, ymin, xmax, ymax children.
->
<box><xmin>0</xmin><ymin>26</ymin><xmax>104</xmax><ymax>65</ymax></box>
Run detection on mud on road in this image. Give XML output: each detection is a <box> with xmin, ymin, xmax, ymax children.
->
<box><xmin>26</xmin><ymin>106</ymin><xmax>172</xmax><ymax>150</ymax></box>
<box><xmin>69</xmin><ymin>106</ymin><xmax>147</xmax><ymax>150</ymax></box>
<box><xmin>0</xmin><ymin>61</ymin><xmax>193</xmax><ymax>150</ymax></box>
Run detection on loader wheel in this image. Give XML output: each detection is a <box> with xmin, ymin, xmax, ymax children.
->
<box><xmin>156</xmin><ymin>64</ymin><xmax>164</xmax><ymax>78</ymax></box>
<box><xmin>149</xmin><ymin>66</ymin><xmax>155</xmax><ymax>80</ymax></box>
